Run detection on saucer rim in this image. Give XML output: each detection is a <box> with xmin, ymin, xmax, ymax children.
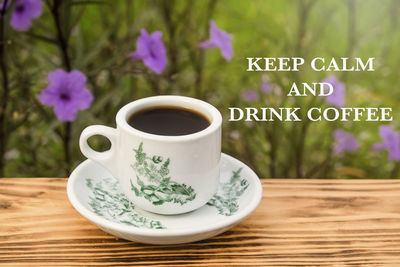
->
<box><xmin>67</xmin><ymin>153</ymin><xmax>262</xmax><ymax>237</ymax></box>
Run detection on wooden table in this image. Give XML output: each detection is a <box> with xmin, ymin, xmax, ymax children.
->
<box><xmin>1</xmin><ymin>178</ymin><xmax>400</xmax><ymax>266</ymax></box>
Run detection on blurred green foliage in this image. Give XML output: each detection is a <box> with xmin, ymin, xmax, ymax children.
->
<box><xmin>1</xmin><ymin>0</ymin><xmax>400</xmax><ymax>178</ymax></box>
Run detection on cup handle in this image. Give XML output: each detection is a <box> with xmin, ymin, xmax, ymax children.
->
<box><xmin>79</xmin><ymin>125</ymin><xmax>119</xmax><ymax>180</ymax></box>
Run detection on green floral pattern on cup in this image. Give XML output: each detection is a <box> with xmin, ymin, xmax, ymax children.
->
<box><xmin>207</xmin><ymin>168</ymin><xmax>249</xmax><ymax>216</ymax></box>
<box><xmin>86</xmin><ymin>178</ymin><xmax>165</xmax><ymax>229</ymax></box>
<box><xmin>130</xmin><ymin>142</ymin><xmax>197</xmax><ymax>206</ymax></box>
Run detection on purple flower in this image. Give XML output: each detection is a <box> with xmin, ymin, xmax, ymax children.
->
<box><xmin>39</xmin><ymin>69</ymin><xmax>93</xmax><ymax>122</ymax></box>
<box><xmin>130</xmin><ymin>29</ymin><xmax>167</xmax><ymax>74</ymax></box>
<box><xmin>333</xmin><ymin>130</ymin><xmax>359</xmax><ymax>154</ymax></box>
<box><xmin>10</xmin><ymin>0</ymin><xmax>43</xmax><ymax>31</ymax></box>
<box><xmin>323</xmin><ymin>75</ymin><xmax>345</xmax><ymax>107</ymax></box>
<box><xmin>371</xmin><ymin>126</ymin><xmax>400</xmax><ymax>161</ymax></box>
<box><xmin>199</xmin><ymin>20</ymin><xmax>233</xmax><ymax>61</ymax></box>
<box><xmin>261</xmin><ymin>81</ymin><xmax>272</xmax><ymax>93</ymax></box>
<box><xmin>241</xmin><ymin>89</ymin><xmax>259</xmax><ymax>102</ymax></box>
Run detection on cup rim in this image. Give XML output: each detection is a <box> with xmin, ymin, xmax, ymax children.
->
<box><xmin>116</xmin><ymin>95</ymin><xmax>222</xmax><ymax>142</ymax></box>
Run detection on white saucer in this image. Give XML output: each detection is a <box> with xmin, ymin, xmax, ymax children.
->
<box><xmin>67</xmin><ymin>153</ymin><xmax>262</xmax><ymax>244</ymax></box>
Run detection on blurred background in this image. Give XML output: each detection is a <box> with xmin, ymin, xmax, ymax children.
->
<box><xmin>1</xmin><ymin>0</ymin><xmax>399</xmax><ymax>178</ymax></box>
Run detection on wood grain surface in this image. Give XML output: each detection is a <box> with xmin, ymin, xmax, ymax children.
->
<box><xmin>1</xmin><ymin>178</ymin><xmax>400</xmax><ymax>266</ymax></box>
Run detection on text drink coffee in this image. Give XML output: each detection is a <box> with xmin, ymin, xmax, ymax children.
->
<box><xmin>128</xmin><ymin>106</ymin><xmax>210</xmax><ymax>136</ymax></box>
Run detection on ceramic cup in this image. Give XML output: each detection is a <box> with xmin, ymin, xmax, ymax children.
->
<box><xmin>79</xmin><ymin>95</ymin><xmax>222</xmax><ymax>215</ymax></box>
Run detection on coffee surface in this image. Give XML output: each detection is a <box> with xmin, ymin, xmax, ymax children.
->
<box><xmin>128</xmin><ymin>106</ymin><xmax>210</xmax><ymax>136</ymax></box>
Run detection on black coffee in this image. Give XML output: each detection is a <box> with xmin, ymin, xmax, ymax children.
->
<box><xmin>128</xmin><ymin>106</ymin><xmax>210</xmax><ymax>136</ymax></box>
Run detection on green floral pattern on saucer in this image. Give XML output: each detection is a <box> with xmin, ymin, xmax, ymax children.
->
<box><xmin>130</xmin><ymin>142</ymin><xmax>196</xmax><ymax>206</ymax></box>
<box><xmin>207</xmin><ymin>168</ymin><xmax>249</xmax><ymax>216</ymax></box>
<box><xmin>86</xmin><ymin>178</ymin><xmax>165</xmax><ymax>229</ymax></box>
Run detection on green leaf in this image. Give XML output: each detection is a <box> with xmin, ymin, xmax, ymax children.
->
<box><xmin>152</xmin><ymin>156</ymin><xmax>163</xmax><ymax>163</ymax></box>
<box><xmin>24</xmin><ymin>32</ymin><xmax>57</xmax><ymax>45</ymax></box>
<box><xmin>74</xmin><ymin>25</ymin><xmax>84</xmax><ymax>69</ymax></box>
<box><xmin>136</xmin><ymin>176</ymin><xmax>145</xmax><ymax>188</ymax></box>
<box><xmin>69</xmin><ymin>0</ymin><xmax>109</xmax><ymax>6</ymax></box>
<box><xmin>152</xmin><ymin>200</ymin><xmax>164</xmax><ymax>206</ymax></box>
<box><xmin>130</xmin><ymin>180</ymin><xmax>141</xmax><ymax>196</ymax></box>
<box><xmin>62</xmin><ymin>1</ymin><xmax>72</xmax><ymax>40</ymax></box>
<box><xmin>79</xmin><ymin>30</ymin><xmax>111</xmax><ymax>68</ymax></box>
<box><xmin>86</xmin><ymin>178</ymin><xmax>93</xmax><ymax>188</ymax></box>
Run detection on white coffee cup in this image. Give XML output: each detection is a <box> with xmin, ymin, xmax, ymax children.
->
<box><xmin>79</xmin><ymin>95</ymin><xmax>222</xmax><ymax>215</ymax></box>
